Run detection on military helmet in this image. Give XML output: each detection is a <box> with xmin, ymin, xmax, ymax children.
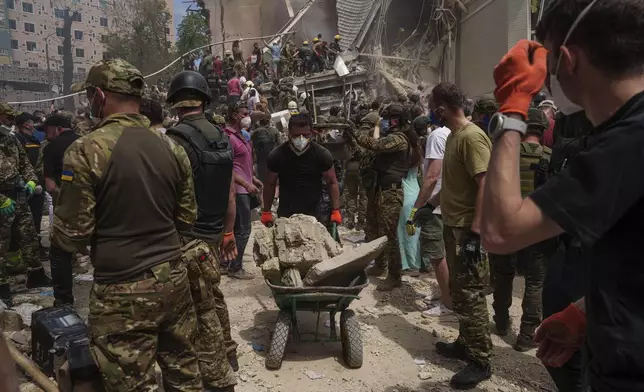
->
<box><xmin>385</xmin><ymin>102</ymin><xmax>409</xmax><ymax>125</ymax></box>
<box><xmin>413</xmin><ymin>115</ymin><xmax>430</xmax><ymax>133</ymax></box>
<box><xmin>167</xmin><ymin>70</ymin><xmax>212</xmax><ymax>107</ymax></box>
<box><xmin>526</xmin><ymin>108</ymin><xmax>549</xmax><ymax>134</ymax></box>
<box><xmin>473</xmin><ymin>94</ymin><xmax>499</xmax><ymax>115</ymax></box>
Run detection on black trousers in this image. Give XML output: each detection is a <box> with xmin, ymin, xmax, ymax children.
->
<box><xmin>542</xmin><ymin>239</ymin><xmax>589</xmax><ymax>392</ymax></box>
<box><xmin>28</xmin><ymin>193</ymin><xmax>44</xmax><ymax>235</ymax></box>
<box><xmin>49</xmin><ymin>244</ymin><xmax>74</xmax><ymax>306</ymax></box>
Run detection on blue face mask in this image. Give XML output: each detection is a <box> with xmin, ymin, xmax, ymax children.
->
<box><xmin>380</xmin><ymin>119</ymin><xmax>390</xmax><ymax>135</ymax></box>
<box><xmin>480</xmin><ymin>114</ymin><xmax>491</xmax><ymax>129</ymax></box>
<box><xmin>429</xmin><ymin>110</ymin><xmax>443</xmax><ymax>126</ymax></box>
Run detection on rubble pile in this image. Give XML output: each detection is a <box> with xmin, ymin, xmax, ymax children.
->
<box><xmin>253</xmin><ymin>215</ymin><xmax>343</xmax><ymax>287</ymax></box>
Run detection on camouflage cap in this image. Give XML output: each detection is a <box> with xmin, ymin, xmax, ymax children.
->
<box><xmin>473</xmin><ymin>94</ymin><xmax>499</xmax><ymax>114</ymax></box>
<box><xmin>526</xmin><ymin>108</ymin><xmax>549</xmax><ymax>132</ymax></box>
<box><xmin>0</xmin><ymin>102</ymin><xmax>17</xmax><ymax>116</ymax></box>
<box><xmin>73</xmin><ymin>59</ymin><xmax>144</xmax><ymax>96</ymax></box>
<box><xmin>212</xmin><ymin>114</ymin><xmax>226</xmax><ymax>125</ymax></box>
<box><xmin>171</xmin><ymin>99</ymin><xmax>203</xmax><ymax>109</ymax></box>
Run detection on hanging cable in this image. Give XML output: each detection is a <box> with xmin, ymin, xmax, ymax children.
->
<box><xmin>7</xmin><ymin>31</ymin><xmax>294</xmax><ymax>105</ymax></box>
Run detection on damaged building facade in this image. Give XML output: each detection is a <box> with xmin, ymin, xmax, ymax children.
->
<box><xmin>203</xmin><ymin>0</ymin><xmax>535</xmax><ymax>101</ymax></box>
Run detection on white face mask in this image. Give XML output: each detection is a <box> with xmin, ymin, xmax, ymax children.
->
<box><xmin>290</xmin><ymin>135</ymin><xmax>310</xmax><ymax>155</ymax></box>
<box><xmin>240</xmin><ymin>116</ymin><xmax>251</xmax><ymax>129</ymax></box>
<box><xmin>548</xmin><ymin>0</ymin><xmax>599</xmax><ymax>116</ymax></box>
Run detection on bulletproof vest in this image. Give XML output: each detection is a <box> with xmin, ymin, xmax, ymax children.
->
<box><xmin>372</xmin><ymin>131</ymin><xmax>411</xmax><ymax>189</ymax></box>
<box><xmin>519</xmin><ymin>142</ymin><xmax>551</xmax><ymax>198</ymax></box>
<box><xmin>167</xmin><ymin>119</ymin><xmax>233</xmax><ymax>235</ymax></box>
<box><xmin>299</xmin><ymin>47</ymin><xmax>311</xmax><ymax>59</ymax></box>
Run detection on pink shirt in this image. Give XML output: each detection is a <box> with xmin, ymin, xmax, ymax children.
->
<box><xmin>225</xmin><ymin>127</ymin><xmax>253</xmax><ymax>194</ymax></box>
<box><xmin>227</xmin><ymin>78</ymin><xmax>242</xmax><ymax>96</ymax></box>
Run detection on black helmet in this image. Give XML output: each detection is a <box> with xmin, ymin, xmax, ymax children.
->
<box><xmin>413</xmin><ymin>115</ymin><xmax>430</xmax><ymax>134</ymax></box>
<box><xmin>167</xmin><ymin>71</ymin><xmax>212</xmax><ymax>105</ymax></box>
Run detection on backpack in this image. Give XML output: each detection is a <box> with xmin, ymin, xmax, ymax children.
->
<box><xmin>519</xmin><ymin>142</ymin><xmax>551</xmax><ymax>198</ymax></box>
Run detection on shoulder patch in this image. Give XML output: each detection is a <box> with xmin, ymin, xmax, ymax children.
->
<box><xmin>61</xmin><ymin>170</ymin><xmax>74</xmax><ymax>182</ymax></box>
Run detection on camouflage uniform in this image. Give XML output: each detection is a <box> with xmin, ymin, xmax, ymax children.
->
<box><xmin>180</xmin><ymin>236</ymin><xmax>236</xmax><ymax>389</ymax></box>
<box><xmin>0</xmin><ymin>103</ymin><xmax>45</xmax><ymax>287</ymax></box>
<box><xmin>344</xmin><ymin>122</ymin><xmax>368</xmax><ymax>231</ymax></box>
<box><xmin>73</xmin><ymin>116</ymin><xmax>98</xmax><ymax>137</ymax></box>
<box><xmin>472</xmin><ymin>94</ymin><xmax>498</xmax><ymax>132</ymax></box>
<box><xmin>490</xmin><ymin>109</ymin><xmax>553</xmax><ymax>346</ymax></box>
<box><xmin>52</xmin><ymin>60</ymin><xmax>203</xmax><ymax>391</ymax></box>
<box><xmin>357</xmin><ymin>110</ymin><xmax>380</xmax><ymax>252</ymax></box>
<box><xmin>352</xmin><ymin>123</ymin><xmax>408</xmax><ymax>283</ymax></box>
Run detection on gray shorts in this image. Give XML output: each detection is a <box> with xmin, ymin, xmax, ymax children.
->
<box><xmin>420</xmin><ymin>214</ymin><xmax>445</xmax><ymax>262</ymax></box>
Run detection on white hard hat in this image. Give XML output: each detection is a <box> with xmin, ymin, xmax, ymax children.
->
<box><xmin>246</xmin><ymin>80</ymin><xmax>254</xmax><ymax>87</ymax></box>
<box><xmin>288</xmin><ymin>101</ymin><xmax>298</xmax><ymax>110</ymax></box>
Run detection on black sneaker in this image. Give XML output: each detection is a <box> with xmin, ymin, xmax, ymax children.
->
<box><xmin>26</xmin><ymin>268</ymin><xmax>52</xmax><ymax>289</ymax></box>
<box><xmin>493</xmin><ymin>316</ymin><xmax>510</xmax><ymax>337</ymax></box>
<box><xmin>228</xmin><ymin>353</ymin><xmax>239</xmax><ymax>372</ymax></box>
<box><xmin>513</xmin><ymin>334</ymin><xmax>538</xmax><ymax>352</ymax></box>
<box><xmin>435</xmin><ymin>340</ymin><xmax>468</xmax><ymax>361</ymax></box>
<box><xmin>0</xmin><ymin>284</ymin><xmax>13</xmax><ymax>307</ymax></box>
<box><xmin>450</xmin><ymin>361</ymin><xmax>492</xmax><ymax>390</ymax></box>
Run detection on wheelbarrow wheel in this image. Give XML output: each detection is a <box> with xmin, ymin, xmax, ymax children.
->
<box><xmin>266</xmin><ymin>310</ymin><xmax>291</xmax><ymax>370</ymax></box>
<box><xmin>340</xmin><ymin>310</ymin><xmax>363</xmax><ymax>368</ymax></box>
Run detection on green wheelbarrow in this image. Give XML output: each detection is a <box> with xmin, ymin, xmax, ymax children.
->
<box><xmin>264</xmin><ymin>271</ymin><xmax>368</xmax><ymax>370</ymax></box>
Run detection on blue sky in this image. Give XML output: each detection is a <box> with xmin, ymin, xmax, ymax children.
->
<box><xmin>173</xmin><ymin>0</ymin><xmax>187</xmax><ymax>38</ymax></box>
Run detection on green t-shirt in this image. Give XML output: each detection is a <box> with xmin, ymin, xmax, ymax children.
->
<box><xmin>440</xmin><ymin>123</ymin><xmax>491</xmax><ymax>227</ymax></box>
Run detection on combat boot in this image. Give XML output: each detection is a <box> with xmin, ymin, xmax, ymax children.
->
<box><xmin>0</xmin><ymin>284</ymin><xmax>13</xmax><ymax>307</ymax></box>
<box><xmin>450</xmin><ymin>361</ymin><xmax>492</xmax><ymax>390</ymax></box>
<box><xmin>513</xmin><ymin>334</ymin><xmax>538</xmax><ymax>352</ymax></box>
<box><xmin>365</xmin><ymin>264</ymin><xmax>386</xmax><ymax>277</ymax></box>
<box><xmin>26</xmin><ymin>268</ymin><xmax>52</xmax><ymax>289</ymax></box>
<box><xmin>376</xmin><ymin>275</ymin><xmax>401</xmax><ymax>291</ymax></box>
<box><xmin>435</xmin><ymin>339</ymin><xmax>468</xmax><ymax>361</ymax></box>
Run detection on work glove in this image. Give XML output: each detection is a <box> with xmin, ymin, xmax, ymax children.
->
<box><xmin>220</xmin><ymin>231</ymin><xmax>238</xmax><ymax>264</ymax></box>
<box><xmin>261</xmin><ymin>211</ymin><xmax>274</xmax><ymax>227</ymax></box>
<box><xmin>493</xmin><ymin>39</ymin><xmax>548</xmax><ymax>118</ymax></box>
<box><xmin>405</xmin><ymin>208</ymin><xmax>419</xmax><ymax>236</ymax></box>
<box><xmin>535</xmin><ymin>303</ymin><xmax>586</xmax><ymax>368</ymax></box>
<box><xmin>460</xmin><ymin>230</ymin><xmax>482</xmax><ymax>265</ymax></box>
<box><xmin>413</xmin><ymin>203</ymin><xmax>435</xmax><ymax>226</ymax></box>
<box><xmin>0</xmin><ymin>198</ymin><xmax>16</xmax><ymax>217</ymax></box>
<box><xmin>24</xmin><ymin>180</ymin><xmax>36</xmax><ymax>196</ymax></box>
<box><xmin>330</xmin><ymin>209</ymin><xmax>342</xmax><ymax>224</ymax></box>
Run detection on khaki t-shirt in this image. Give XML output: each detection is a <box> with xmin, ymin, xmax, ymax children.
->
<box><xmin>440</xmin><ymin>123</ymin><xmax>492</xmax><ymax>227</ymax></box>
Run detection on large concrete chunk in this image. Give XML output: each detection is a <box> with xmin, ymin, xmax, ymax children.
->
<box><xmin>281</xmin><ymin>268</ymin><xmax>304</xmax><ymax>288</ymax></box>
<box><xmin>261</xmin><ymin>258</ymin><xmax>282</xmax><ymax>284</ymax></box>
<box><xmin>304</xmin><ymin>236</ymin><xmax>388</xmax><ymax>286</ymax></box>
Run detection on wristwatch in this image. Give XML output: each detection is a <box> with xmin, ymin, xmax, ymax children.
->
<box><xmin>488</xmin><ymin>113</ymin><xmax>527</xmax><ymax>141</ymax></box>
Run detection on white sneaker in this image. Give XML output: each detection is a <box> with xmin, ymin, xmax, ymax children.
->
<box><xmin>421</xmin><ymin>304</ymin><xmax>453</xmax><ymax>318</ymax></box>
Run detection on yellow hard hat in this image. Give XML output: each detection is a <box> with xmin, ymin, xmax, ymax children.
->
<box><xmin>334</xmin><ymin>35</ymin><xmax>341</xmax><ymax>40</ymax></box>
<box><xmin>313</xmin><ymin>37</ymin><xmax>320</xmax><ymax>43</ymax></box>
<box><xmin>303</xmin><ymin>40</ymin><xmax>309</xmax><ymax>45</ymax></box>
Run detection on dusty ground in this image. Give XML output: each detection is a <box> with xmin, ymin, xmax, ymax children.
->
<box><xmin>38</xmin><ymin>222</ymin><xmax>556</xmax><ymax>392</ymax></box>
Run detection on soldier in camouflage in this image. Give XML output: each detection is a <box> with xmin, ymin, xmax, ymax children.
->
<box><xmin>346</xmin><ymin>103</ymin><xmax>416</xmax><ymax>291</ymax></box>
<box><xmin>489</xmin><ymin>108</ymin><xmax>555</xmax><ymax>352</ymax></box>
<box><xmin>0</xmin><ymin>102</ymin><xmax>51</xmax><ymax>305</ymax></box>
<box><xmin>53</xmin><ymin>59</ymin><xmax>203</xmax><ymax>391</ymax></box>
<box><xmin>472</xmin><ymin>94</ymin><xmax>499</xmax><ymax>133</ymax></box>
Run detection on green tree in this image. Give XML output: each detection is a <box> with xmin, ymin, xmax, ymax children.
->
<box><xmin>102</xmin><ymin>0</ymin><xmax>174</xmax><ymax>77</ymax></box>
<box><xmin>176</xmin><ymin>11</ymin><xmax>211</xmax><ymax>57</ymax></box>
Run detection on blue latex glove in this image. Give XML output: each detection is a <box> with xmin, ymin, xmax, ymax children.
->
<box><xmin>0</xmin><ymin>198</ymin><xmax>16</xmax><ymax>217</ymax></box>
<box><xmin>24</xmin><ymin>180</ymin><xmax>36</xmax><ymax>196</ymax></box>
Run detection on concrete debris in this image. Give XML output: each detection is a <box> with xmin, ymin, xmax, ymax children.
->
<box><xmin>13</xmin><ymin>303</ymin><xmax>43</xmax><ymax>326</ymax></box>
<box><xmin>261</xmin><ymin>258</ymin><xmax>281</xmax><ymax>284</ymax></box>
<box><xmin>254</xmin><ymin>215</ymin><xmax>342</xmax><ymax>285</ymax></box>
<box><xmin>13</xmin><ymin>288</ymin><xmax>55</xmax><ymax>308</ymax></box>
<box><xmin>303</xmin><ymin>236</ymin><xmax>387</xmax><ymax>286</ymax></box>
<box><xmin>5</xmin><ymin>329</ymin><xmax>31</xmax><ymax>353</ymax></box>
<box><xmin>304</xmin><ymin>370</ymin><xmax>324</xmax><ymax>380</ymax></box>
<box><xmin>19</xmin><ymin>383</ymin><xmax>43</xmax><ymax>392</ymax></box>
<box><xmin>417</xmin><ymin>371</ymin><xmax>432</xmax><ymax>380</ymax></box>
<box><xmin>2</xmin><ymin>310</ymin><xmax>25</xmax><ymax>332</ymax></box>
<box><xmin>280</xmin><ymin>268</ymin><xmax>303</xmax><ymax>288</ymax></box>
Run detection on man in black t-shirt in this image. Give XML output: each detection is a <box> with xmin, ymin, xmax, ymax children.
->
<box><xmin>41</xmin><ymin>113</ymin><xmax>79</xmax><ymax>306</ymax></box>
<box><xmin>261</xmin><ymin>113</ymin><xmax>341</xmax><ymax>226</ymax></box>
<box><xmin>482</xmin><ymin>1</ymin><xmax>644</xmax><ymax>391</ymax></box>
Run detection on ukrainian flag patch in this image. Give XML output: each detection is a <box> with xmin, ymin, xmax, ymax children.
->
<box><xmin>61</xmin><ymin>170</ymin><xmax>74</xmax><ymax>182</ymax></box>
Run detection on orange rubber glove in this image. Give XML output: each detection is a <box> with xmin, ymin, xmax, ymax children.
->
<box><xmin>261</xmin><ymin>211</ymin><xmax>274</xmax><ymax>227</ymax></box>
<box><xmin>330</xmin><ymin>209</ymin><xmax>342</xmax><ymax>224</ymax></box>
<box><xmin>493</xmin><ymin>39</ymin><xmax>548</xmax><ymax>118</ymax></box>
<box><xmin>534</xmin><ymin>303</ymin><xmax>586</xmax><ymax>367</ymax></box>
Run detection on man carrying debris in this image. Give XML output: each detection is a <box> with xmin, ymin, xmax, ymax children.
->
<box><xmin>52</xmin><ymin>59</ymin><xmax>203</xmax><ymax>391</ymax></box>
<box><xmin>0</xmin><ymin>102</ymin><xmax>51</xmax><ymax>306</ymax></box>
<box><xmin>165</xmin><ymin>70</ymin><xmax>238</xmax><ymax>391</ymax></box>
<box><xmin>346</xmin><ymin>103</ymin><xmax>420</xmax><ymax>291</ymax></box>
<box><xmin>261</xmin><ymin>113</ymin><xmax>342</xmax><ymax>227</ymax></box>
<box><xmin>297</xmin><ymin>41</ymin><xmax>312</xmax><ymax>75</ymax></box>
